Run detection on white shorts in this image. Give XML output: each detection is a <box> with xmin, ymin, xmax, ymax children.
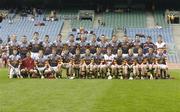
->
<box><xmin>122</xmin><ymin>54</ymin><xmax>128</xmax><ymax>58</ymax></box>
<box><xmin>158</xmin><ymin>64</ymin><xmax>167</xmax><ymax>69</ymax></box>
<box><xmin>37</xmin><ymin>67</ymin><xmax>45</xmax><ymax>72</ymax></box>
<box><xmin>10</xmin><ymin>68</ymin><xmax>20</xmax><ymax>78</ymax></box>
<box><xmin>51</xmin><ymin>67</ymin><xmax>58</xmax><ymax>72</ymax></box>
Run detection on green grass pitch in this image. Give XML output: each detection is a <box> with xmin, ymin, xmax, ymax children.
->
<box><xmin>0</xmin><ymin>68</ymin><xmax>180</xmax><ymax>112</ymax></box>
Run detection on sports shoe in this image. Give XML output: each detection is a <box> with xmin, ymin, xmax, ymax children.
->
<box><xmin>120</xmin><ymin>76</ymin><xmax>123</xmax><ymax>79</ymax></box>
<box><xmin>70</xmin><ymin>77</ymin><xmax>74</xmax><ymax>80</ymax></box>
<box><xmin>41</xmin><ymin>76</ymin><xmax>45</xmax><ymax>79</ymax></box>
<box><xmin>129</xmin><ymin>77</ymin><xmax>133</xmax><ymax>80</ymax></box>
<box><xmin>150</xmin><ymin>75</ymin><xmax>154</xmax><ymax>80</ymax></box>
<box><xmin>108</xmin><ymin>75</ymin><xmax>112</xmax><ymax>80</ymax></box>
<box><xmin>141</xmin><ymin>76</ymin><xmax>144</xmax><ymax>80</ymax></box>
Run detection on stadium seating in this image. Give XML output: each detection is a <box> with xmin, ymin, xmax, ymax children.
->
<box><xmin>0</xmin><ymin>15</ymin><xmax>64</xmax><ymax>42</ymax></box>
<box><xmin>71</xmin><ymin>20</ymin><xmax>93</xmax><ymax>29</ymax></box>
<box><xmin>154</xmin><ymin>11</ymin><xmax>169</xmax><ymax>28</ymax></box>
<box><xmin>125</xmin><ymin>28</ymin><xmax>180</xmax><ymax>63</ymax></box>
<box><xmin>102</xmin><ymin>11</ymin><xmax>146</xmax><ymax>29</ymax></box>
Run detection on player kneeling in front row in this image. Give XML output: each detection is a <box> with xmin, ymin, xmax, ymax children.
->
<box><xmin>156</xmin><ymin>48</ymin><xmax>169</xmax><ymax>79</ymax></box>
<box><xmin>8</xmin><ymin>49</ymin><xmax>22</xmax><ymax>78</ymax></box>
<box><xmin>34</xmin><ymin>50</ymin><xmax>48</xmax><ymax>79</ymax></box>
<box><xmin>124</xmin><ymin>49</ymin><xmax>136</xmax><ymax>80</ymax></box>
<box><xmin>21</xmin><ymin>52</ymin><xmax>35</xmax><ymax>78</ymax></box>
<box><xmin>46</xmin><ymin>48</ymin><xmax>63</xmax><ymax>79</ymax></box>
<box><xmin>145</xmin><ymin>48</ymin><xmax>158</xmax><ymax>79</ymax></box>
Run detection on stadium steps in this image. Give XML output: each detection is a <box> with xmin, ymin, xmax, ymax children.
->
<box><xmin>146</xmin><ymin>12</ymin><xmax>155</xmax><ymax>28</ymax></box>
<box><xmin>172</xmin><ymin>24</ymin><xmax>180</xmax><ymax>61</ymax></box>
<box><xmin>61</xmin><ymin>20</ymin><xmax>72</xmax><ymax>42</ymax></box>
<box><xmin>93</xmin><ymin>14</ymin><xmax>103</xmax><ymax>28</ymax></box>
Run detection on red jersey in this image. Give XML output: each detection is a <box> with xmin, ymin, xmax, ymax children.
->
<box><xmin>22</xmin><ymin>57</ymin><xmax>35</xmax><ymax>70</ymax></box>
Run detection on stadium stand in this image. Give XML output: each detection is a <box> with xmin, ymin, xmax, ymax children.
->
<box><xmin>102</xmin><ymin>11</ymin><xmax>146</xmax><ymax>29</ymax></box>
<box><xmin>0</xmin><ymin>15</ymin><xmax>64</xmax><ymax>42</ymax></box>
<box><xmin>154</xmin><ymin>11</ymin><xmax>169</xmax><ymax>28</ymax></box>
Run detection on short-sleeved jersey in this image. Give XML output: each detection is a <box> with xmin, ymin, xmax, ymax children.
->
<box><xmin>82</xmin><ymin>54</ymin><xmax>93</xmax><ymax>65</ymax></box>
<box><xmin>30</xmin><ymin>40</ymin><xmax>42</xmax><ymax>53</ymax></box>
<box><xmin>48</xmin><ymin>54</ymin><xmax>61</xmax><ymax>67</ymax></box>
<box><xmin>104</xmin><ymin>54</ymin><xmax>115</xmax><ymax>65</ymax></box>
<box><xmin>109</xmin><ymin>41</ymin><xmax>119</xmax><ymax>54</ymax></box>
<box><xmin>114</xmin><ymin>55</ymin><xmax>124</xmax><ymax>65</ymax></box>
<box><xmin>8</xmin><ymin>41</ymin><xmax>19</xmax><ymax>55</ymax></box>
<box><xmin>133</xmin><ymin>41</ymin><xmax>143</xmax><ymax>53</ymax></box>
<box><xmin>143</xmin><ymin>42</ymin><xmax>156</xmax><ymax>54</ymax></box>
<box><xmin>98</xmin><ymin>42</ymin><xmax>108</xmax><ymax>54</ymax></box>
<box><xmin>67</xmin><ymin>41</ymin><xmax>76</xmax><ymax>54</ymax></box>
<box><xmin>9</xmin><ymin>54</ymin><xmax>21</xmax><ymax>68</ymax></box>
<box><xmin>94</xmin><ymin>54</ymin><xmax>104</xmax><ymax>65</ymax></box>
<box><xmin>19</xmin><ymin>42</ymin><xmax>30</xmax><ymax>58</ymax></box>
<box><xmin>34</xmin><ymin>56</ymin><xmax>47</xmax><ymax>67</ymax></box>
<box><xmin>79</xmin><ymin>41</ymin><xmax>88</xmax><ymax>54</ymax></box>
<box><xmin>61</xmin><ymin>52</ymin><xmax>72</xmax><ymax>63</ymax></box>
<box><xmin>53</xmin><ymin>40</ymin><xmax>63</xmax><ymax>55</ymax></box>
<box><xmin>121</xmin><ymin>41</ymin><xmax>132</xmax><ymax>54</ymax></box>
<box><xmin>155</xmin><ymin>42</ymin><xmax>166</xmax><ymax>49</ymax></box>
<box><xmin>156</xmin><ymin>53</ymin><xmax>167</xmax><ymax>64</ymax></box>
<box><xmin>89</xmin><ymin>41</ymin><xmax>98</xmax><ymax>54</ymax></box>
<box><xmin>145</xmin><ymin>53</ymin><xmax>156</xmax><ymax>64</ymax></box>
<box><xmin>42</xmin><ymin>41</ymin><xmax>52</xmax><ymax>55</ymax></box>
<box><xmin>135</xmin><ymin>54</ymin><xmax>145</xmax><ymax>64</ymax></box>
<box><xmin>73</xmin><ymin>54</ymin><xmax>82</xmax><ymax>64</ymax></box>
<box><xmin>125</xmin><ymin>54</ymin><xmax>135</xmax><ymax>65</ymax></box>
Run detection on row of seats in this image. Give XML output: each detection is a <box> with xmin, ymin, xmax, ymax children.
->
<box><xmin>102</xmin><ymin>11</ymin><xmax>146</xmax><ymax>29</ymax></box>
<box><xmin>71</xmin><ymin>20</ymin><xmax>93</xmax><ymax>29</ymax></box>
<box><xmin>0</xmin><ymin>16</ymin><xmax>64</xmax><ymax>42</ymax></box>
<box><xmin>154</xmin><ymin>11</ymin><xmax>169</xmax><ymax>28</ymax></box>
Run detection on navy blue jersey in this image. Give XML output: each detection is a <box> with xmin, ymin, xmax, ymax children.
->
<box><xmin>42</xmin><ymin>41</ymin><xmax>52</xmax><ymax>55</ymax></box>
<box><xmin>114</xmin><ymin>55</ymin><xmax>124</xmax><ymax>65</ymax></box>
<box><xmin>19</xmin><ymin>42</ymin><xmax>30</xmax><ymax>58</ymax></box>
<box><xmin>143</xmin><ymin>42</ymin><xmax>156</xmax><ymax>54</ymax></box>
<box><xmin>30</xmin><ymin>40</ymin><xmax>42</xmax><ymax>53</ymax></box>
<box><xmin>48</xmin><ymin>54</ymin><xmax>61</xmax><ymax>67</ymax></box>
<box><xmin>34</xmin><ymin>56</ymin><xmax>47</xmax><ymax>67</ymax></box>
<box><xmin>9</xmin><ymin>54</ymin><xmax>21</xmax><ymax>68</ymax></box>
<box><xmin>145</xmin><ymin>53</ymin><xmax>156</xmax><ymax>64</ymax></box>
<box><xmin>136</xmin><ymin>54</ymin><xmax>144</xmax><ymax>64</ymax></box>
<box><xmin>156</xmin><ymin>53</ymin><xmax>167</xmax><ymax>64</ymax></box>
<box><xmin>125</xmin><ymin>55</ymin><xmax>135</xmax><ymax>65</ymax></box>
<box><xmin>94</xmin><ymin>54</ymin><xmax>104</xmax><ymax>65</ymax></box>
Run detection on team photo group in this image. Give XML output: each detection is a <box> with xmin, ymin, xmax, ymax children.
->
<box><xmin>2</xmin><ymin>30</ymin><xmax>169</xmax><ymax>80</ymax></box>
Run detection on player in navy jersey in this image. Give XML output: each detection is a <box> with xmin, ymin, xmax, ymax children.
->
<box><xmin>47</xmin><ymin>48</ymin><xmax>62</xmax><ymax>78</ymax></box>
<box><xmin>81</xmin><ymin>48</ymin><xmax>93</xmax><ymax>77</ymax></box>
<box><xmin>133</xmin><ymin>36</ymin><xmax>143</xmax><ymax>54</ymax></box>
<box><xmin>89</xmin><ymin>34</ymin><xmax>98</xmax><ymax>54</ymax></box>
<box><xmin>42</xmin><ymin>35</ymin><xmax>52</xmax><ymax>57</ymax></box>
<box><xmin>19</xmin><ymin>36</ymin><xmax>30</xmax><ymax>59</ymax></box>
<box><xmin>114</xmin><ymin>49</ymin><xmax>124</xmax><ymax>79</ymax></box>
<box><xmin>73</xmin><ymin>48</ymin><xmax>82</xmax><ymax>78</ymax></box>
<box><xmin>98</xmin><ymin>35</ymin><xmax>108</xmax><ymax>54</ymax></box>
<box><xmin>93</xmin><ymin>47</ymin><xmax>104</xmax><ymax>78</ymax></box>
<box><xmin>143</xmin><ymin>36</ymin><xmax>156</xmax><ymax>54</ymax></box>
<box><xmin>156</xmin><ymin>48</ymin><xmax>168</xmax><ymax>79</ymax></box>
<box><xmin>145</xmin><ymin>48</ymin><xmax>158</xmax><ymax>79</ymax></box>
<box><xmin>67</xmin><ymin>34</ymin><xmax>76</xmax><ymax>54</ymax></box>
<box><xmin>8</xmin><ymin>35</ymin><xmax>19</xmax><ymax>55</ymax></box>
<box><xmin>109</xmin><ymin>35</ymin><xmax>119</xmax><ymax>54</ymax></box>
<box><xmin>8</xmin><ymin>49</ymin><xmax>22</xmax><ymax>78</ymax></box>
<box><xmin>52</xmin><ymin>34</ymin><xmax>63</xmax><ymax>55</ymax></box>
<box><xmin>135</xmin><ymin>48</ymin><xmax>145</xmax><ymax>79</ymax></box>
<box><xmin>30</xmin><ymin>32</ymin><xmax>42</xmax><ymax>59</ymax></box>
<box><xmin>124</xmin><ymin>49</ymin><xmax>136</xmax><ymax>79</ymax></box>
<box><xmin>121</xmin><ymin>36</ymin><xmax>133</xmax><ymax>57</ymax></box>
<box><xmin>34</xmin><ymin>50</ymin><xmax>48</xmax><ymax>79</ymax></box>
<box><xmin>79</xmin><ymin>36</ymin><xmax>88</xmax><ymax>54</ymax></box>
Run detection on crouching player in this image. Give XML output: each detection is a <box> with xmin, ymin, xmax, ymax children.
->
<box><xmin>8</xmin><ymin>49</ymin><xmax>22</xmax><ymax>78</ymax></box>
<box><xmin>34</xmin><ymin>50</ymin><xmax>48</xmax><ymax>79</ymax></box>
<box><xmin>47</xmin><ymin>48</ymin><xmax>62</xmax><ymax>79</ymax></box>
<box><xmin>145</xmin><ymin>48</ymin><xmax>158</xmax><ymax>79</ymax></box>
<box><xmin>124</xmin><ymin>49</ymin><xmax>136</xmax><ymax>80</ymax></box>
<box><xmin>156</xmin><ymin>48</ymin><xmax>169</xmax><ymax>79</ymax></box>
<box><xmin>135</xmin><ymin>48</ymin><xmax>146</xmax><ymax>79</ymax></box>
<box><xmin>104</xmin><ymin>47</ymin><xmax>115</xmax><ymax>79</ymax></box>
<box><xmin>21</xmin><ymin>52</ymin><xmax>35</xmax><ymax>78</ymax></box>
